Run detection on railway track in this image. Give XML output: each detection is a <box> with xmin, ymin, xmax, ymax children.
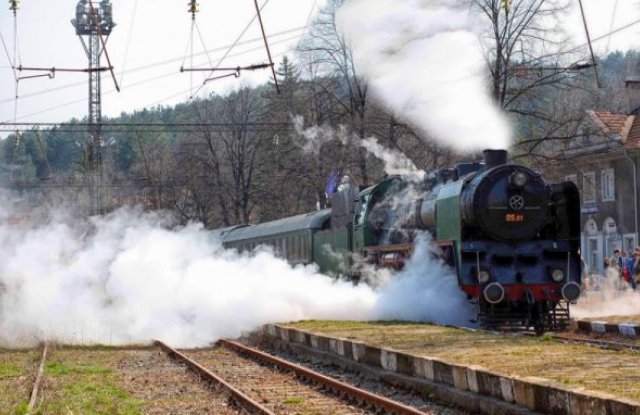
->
<box><xmin>157</xmin><ymin>339</ymin><xmax>433</xmax><ymax>415</ymax></box>
<box><xmin>472</xmin><ymin>324</ymin><xmax>640</xmax><ymax>352</ymax></box>
<box><xmin>25</xmin><ymin>342</ymin><xmax>48</xmax><ymax>414</ymax></box>
<box><xmin>548</xmin><ymin>332</ymin><xmax>640</xmax><ymax>352</ymax></box>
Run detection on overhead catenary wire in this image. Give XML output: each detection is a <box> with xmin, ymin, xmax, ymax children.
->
<box><xmin>2</xmin><ymin>34</ymin><xmax>301</xmax><ymax>123</ymax></box>
<box><xmin>605</xmin><ymin>0</ymin><xmax>619</xmax><ymax>55</ymax></box>
<box><xmin>149</xmin><ymin>48</ymin><xmax>289</xmax><ymax>108</ymax></box>
<box><xmin>295</xmin><ymin>0</ymin><xmax>317</xmax><ymax>50</ymax></box>
<box><xmin>10</xmin><ymin>0</ymin><xmax>22</xmax><ymax>163</ymax></box>
<box><xmin>577</xmin><ymin>0</ymin><xmax>600</xmax><ymax>87</ymax></box>
<box><xmin>0</xmin><ymin>26</ymin><xmax>306</xmax><ymax>105</ymax></box>
<box><xmin>252</xmin><ymin>0</ymin><xmax>279</xmax><ymax>93</ymax></box>
<box><xmin>0</xmin><ymin>28</ymin><xmax>16</xmax><ymax>81</ymax></box>
<box><xmin>188</xmin><ymin>0</ymin><xmax>271</xmax><ymax>99</ymax></box>
<box><xmin>183</xmin><ymin>1</ymin><xmax>215</xmax><ymax>98</ymax></box>
<box><xmin>118</xmin><ymin>0</ymin><xmax>138</xmax><ymax>87</ymax></box>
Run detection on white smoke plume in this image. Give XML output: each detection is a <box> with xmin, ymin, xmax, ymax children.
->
<box><xmin>293</xmin><ymin>115</ymin><xmax>424</xmax><ymax>179</ymax></box>
<box><xmin>336</xmin><ymin>0</ymin><xmax>511</xmax><ymax>152</ymax></box>
<box><xmin>373</xmin><ymin>234</ymin><xmax>475</xmax><ymax>326</ymax></box>
<box><xmin>0</xmin><ymin>199</ymin><xmax>473</xmax><ymax>347</ymax></box>
<box><xmin>572</xmin><ymin>273</ymin><xmax>640</xmax><ymax>319</ymax></box>
<box><xmin>0</xmin><ymin>206</ymin><xmax>375</xmax><ymax>347</ymax></box>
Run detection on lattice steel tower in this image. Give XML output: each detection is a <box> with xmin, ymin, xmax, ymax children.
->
<box><xmin>71</xmin><ymin>0</ymin><xmax>115</xmax><ymax>215</ymax></box>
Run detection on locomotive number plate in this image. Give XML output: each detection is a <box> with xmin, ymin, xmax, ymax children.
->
<box><xmin>505</xmin><ymin>213</ymin><xmax>525</xmax><ymax>223</ymax></box>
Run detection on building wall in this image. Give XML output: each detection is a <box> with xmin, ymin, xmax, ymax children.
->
<box><xmin>563</xmin><ymin>153</ymin><xmax>640</xmax><ymax>274</ymax></box>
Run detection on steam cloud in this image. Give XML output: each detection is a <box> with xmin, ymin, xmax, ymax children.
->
<box><xmin>293</xmin><ymin>115</ymin><xmax>424</xmax><ymax>179</ymax></box>
<box><xmin>0</xmin><ymin>200</ymin><xmax>471</xmax><ymax>347</ymax></box>
<box><xmin>572</xmin><ymin>273</ymin><xmax>640</xmax><ymax>319</ymax></box>
<box><xmin>336</xmin><ymin>0</ymin><xmax>511</xmax><ymax>152</ymax></box>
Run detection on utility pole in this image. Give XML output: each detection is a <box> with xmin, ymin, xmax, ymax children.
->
<box><xmin>71</xmin><ymin>0</ymin><xmax>115</xmax><ymax>215</ymax></box>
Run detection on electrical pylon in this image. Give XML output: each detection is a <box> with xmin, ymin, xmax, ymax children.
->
<box><xmin>71</xmin><ymin>0</ymin><xmax>115</xmax><ymax>215</ymax></box>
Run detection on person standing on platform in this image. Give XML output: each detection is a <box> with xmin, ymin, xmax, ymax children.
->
<box><xmin>626</xmin><ymin>248</ymin><xmax>640</xmax><ymax>290</ymax></box>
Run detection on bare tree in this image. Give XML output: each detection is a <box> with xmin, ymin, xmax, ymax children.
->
<box><xmin>298</xmin><ymin>0</ymin><xmax>371</xmax><ymax>184</ymax></box>
<box><xmin>472</xmin><ymin>0</ymin><xmax>598</xmax><ymax>162</ymax></box>
<box><xmin>175</xmin><ymin>88</ymin><xmax>266</xmax><ymax>227</ymax></box>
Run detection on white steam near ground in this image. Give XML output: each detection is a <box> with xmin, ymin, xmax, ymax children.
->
<box><xmin>335</xmin><ymin>0</ymin><xmax>511</xmax><ymax>152</ymax></box>
<box><xmin>0</xmin><ymin>200</ymin><xmax>471</xmax><ymax>348</ymax></box>
<box><xmin>572</xmin><ymin>268</ymin><xmax>640</xmax><ymax>320</ymax></box>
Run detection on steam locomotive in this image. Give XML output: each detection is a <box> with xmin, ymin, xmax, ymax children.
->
<box><xmin>213</xmin><ymin>150</ymin><xmax>581</xmax><ymax>332</ymax></box>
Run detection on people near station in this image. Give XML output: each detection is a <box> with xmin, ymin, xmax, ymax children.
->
<box><xmin>621</xmin><ymin>250</ymin><xmax>630</xmax><ymax>284</ymax></box>
<box><xmin>611</xmin><ymin>248</ymin><xmax>623</xmax><ymax>268</ymax></box>
<box><xmin>608</xmin><ymin>248</ymin><xmax>623</xmax><ymax>286</ymax></box>
<box><xmin>578</xmin><ymin>249</ymin><xmax>591</xmax><ymax>290</ymax></box>
<box><xmin>626</xmin><ymin>247</ymin><xmax>640</xmax><ymax>290</ymax></box>
<box><xmin>603</xmin><ymin>256</ymin><xmax>610</xmax><ymax>273</ymax></box>
<box><xmin>337</xmin><ymin>174</ymin><xmax>352</xmax><ymax>192</ymax></box>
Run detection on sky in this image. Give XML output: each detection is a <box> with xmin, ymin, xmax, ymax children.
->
<box><xmin>0</xmin><ymin>0</ymin><xmax>639</xmax><ymax>130</ymax></box>
<box><xmin>0</xmin><ymin>0</ymin><xmax>323</xmax><ymax>130</ymax></box>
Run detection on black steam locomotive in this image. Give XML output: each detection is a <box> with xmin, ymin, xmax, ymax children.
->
<box><xmin>216</xmin><ymin>149</ymin><xmax>582</xmax><ymax>332</ymax></box>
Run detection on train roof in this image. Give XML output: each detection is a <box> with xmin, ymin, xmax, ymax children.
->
<box><xmin>209</xmin><ymin>224</ymin><xmax>250</xmax><ymax>242</ymax></box>
<box><xmin>222</xmin><ymin>209</ymin><xmax>331</xmax><ymax>243</ymax></box>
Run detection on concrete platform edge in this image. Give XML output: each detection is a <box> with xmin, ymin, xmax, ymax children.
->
<box><xmin>263</xmin><ymin>324</ymin><xmax>640</xmax><ymax>415</ymax></box>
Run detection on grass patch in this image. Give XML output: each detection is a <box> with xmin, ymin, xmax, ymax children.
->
<box><xmin>283</xmin><ymin>396</ymin><xmax>304</xmax><ymax>404</ymax></box>
<box><xmin>40</xmin><ymin>351</ymin><xmax>145</xmax><ymax>415</ymax></box>
<box><xmin>41</xmin><ymin>382</ymin><xmax>143</xmax><ymax>415</ymax></box>
<box><xmin>285</xmin><ymin>320</ymin><xmax>640</xmax><ymax>401</ymax></box>
<box><xmin>45</xmin><ymin>360</ymin><xmax>112</xmax><ymax>376</ymax></box>
<box><xmin>0</xmin><ymin>362</ymin><xmax>21</xmax><ymax>378</ymax></box>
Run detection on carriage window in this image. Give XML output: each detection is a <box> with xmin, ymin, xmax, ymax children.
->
<box><xmin>355</xmin><ymin>194</ymin><xmax>371</xmax><ymax>225</ymax></box>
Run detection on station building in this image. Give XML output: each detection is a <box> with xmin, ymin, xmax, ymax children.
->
<box><xmin>555</xmin><ymin>80</ymin><xmax>640</xmax><ymax>274</ymax></box>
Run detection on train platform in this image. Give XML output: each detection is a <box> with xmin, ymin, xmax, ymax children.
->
<box><xmin>572</xmin><ymin>317</ymin><xmax>640</xmax><ymax>337</ymax></box>
<box><xmin>267</xmin><ymin>321</ymin><xmax>640</xmax><ymax>413</ymax></box>
<box><xmin>577</xmin><ymin>315</ymin><xmax>640</xmax><ymax>324</ymax></box>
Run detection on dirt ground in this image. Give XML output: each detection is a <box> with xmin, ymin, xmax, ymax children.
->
<box><xmin>285</xmin><ymin>320</ymin><xmax>640</xmax><ymax>402</ymax></box>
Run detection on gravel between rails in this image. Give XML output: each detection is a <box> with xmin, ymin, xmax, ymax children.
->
<box><xmin>37</xmin><ymin>347</ymin><xmax>242</xmax><ymax>414</ymax></box>
<box><xmin>187</xmin><ymin>346</ymin><xmax>385</xmax><ymax>415</ymax></box>
<box><xmin>116</xmin><ymin>349</ymin><xmax>242</xmax><ymax>414</ymax></box>
<box><xmin>248</xmin><ymin>341</ymin><xmax>468</xmax><ymax>415</ymax></box>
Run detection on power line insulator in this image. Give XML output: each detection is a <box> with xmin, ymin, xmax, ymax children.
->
<box><xmin>502</xmin><ymin>0</ymin><xmax>510</xmax><ymax>13</ymax></box>
<box><xmin>9</xmin><ymin>0</ymin><xmax>20</xmax><ymax>11</ymax></box>
<box><xmin>188</xmin><ymin>0</ymin><xmax>199</xmax><ymax>15</ymax></box>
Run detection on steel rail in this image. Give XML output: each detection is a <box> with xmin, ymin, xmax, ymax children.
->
<box><xmin>27</xmin><ymin>342</ymin><xmax>48</xmax><ymax>413</ymax></box>
<box><xmin>218</xmin><ymin>339</ymin><xmax>429</xmax><ymax>415</ymax></box>
<box><xmin>154</xmin><ymin>340</ymin><xmax>275</xmax><ymax>415</ymax></box>
<box><xmin>550</xmin><ymin>333</ymin><xmax>640</xmax><ymax>352</ymax></box>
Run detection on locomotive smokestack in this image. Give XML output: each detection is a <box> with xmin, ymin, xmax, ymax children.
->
<box><xmin>483</xmin><ymin>149</ymin><xmax>508</xmax><ymax>169</ymax></box>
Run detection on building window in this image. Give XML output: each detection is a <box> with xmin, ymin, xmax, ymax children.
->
<box><xmin>583</xmin><ymin>172</ymin><xmax>596</xmax><ymax>203</ymax></box>
<box><xmin>624</xmin><ymin>234</ymin><xmax>636</xmax><ymax>255</ymax></box>
<box><xmin>601</xmin><ymin>169</ymin><xmax>615</xmax><ymax>201</ymax></box>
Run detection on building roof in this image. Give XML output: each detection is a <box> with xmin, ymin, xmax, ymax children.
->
<box><xmin>586</xmin><ymin>110</ymin><xmax>640</xmax><ymax>149</ymax></box>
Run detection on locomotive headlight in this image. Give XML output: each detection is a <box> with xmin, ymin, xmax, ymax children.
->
<box><xmin>478</xmin><ymin>270</ymin><xmax>490</xmax><ymax>284</ymax></box>
<box><xmin>511</xmin><ymin>172</ymin><xmax>528</xmax><ymax>187</ymax></box>
<box><xmin>551</xmin><ymin>269</ymin><xmax>564</xmax><ymax>282</ymax></box>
